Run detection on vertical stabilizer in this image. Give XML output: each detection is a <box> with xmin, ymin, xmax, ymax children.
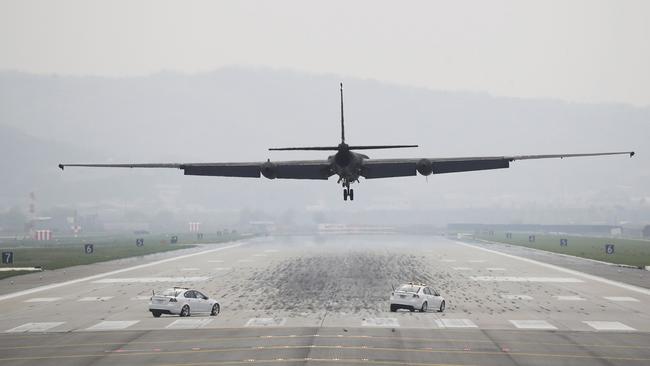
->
<box><xmin>340</xmin><ymin>82</ymin><xmax>345</xmax><ymax>144</ymax></box>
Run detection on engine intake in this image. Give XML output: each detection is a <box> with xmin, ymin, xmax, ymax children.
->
<box><xmin>416</xmin><ymin>159</ymin><xmax>433</xmax><ymax>176</ymax></box>
<box><xmin>261</xmin><ymin>161</ymin><xmax>277</xmax><ymax>179</ymax></box>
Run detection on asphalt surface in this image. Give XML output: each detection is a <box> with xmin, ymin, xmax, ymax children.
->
<box><xmin>0</xmin><ymin>235</ymin><xmax>649</xmax><ymax>366</ymax></box>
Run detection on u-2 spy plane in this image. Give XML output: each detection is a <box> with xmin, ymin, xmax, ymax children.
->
<box><xmin>59</xmin><ymin>83</ymin><xmax>634</xmax><ymax>201</ymax></box>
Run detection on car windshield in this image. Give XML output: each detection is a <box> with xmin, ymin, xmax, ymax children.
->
<box><xmin>397</xmin><ymin>285</ymin><xmax>420</xmax><ymax>293</ymax></box>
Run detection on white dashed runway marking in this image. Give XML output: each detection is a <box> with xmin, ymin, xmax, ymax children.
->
<box><xmin>78</xmin><ymin>296</ymin><xmax>113</xmax><ymax>302</ymax></box>
<box><xmin>245</xmin><ymin>318</ymin><xmax>286</xmax><ymax>327</ymax></box>
<box><xmin>501</xmin><ymin>294</ymin><xmax>533</xmax><ymax>300</ymax></box>
<box><xmin>24</xmin><ymin>297</ymin><xmax>62</xmax><ymax>303</ymax></box>
<box><xmin>6</xmin><ymin>322</ymin><xmax>65</xmax><ymax>333</ymax></box>
<box><xmin>181</xmin><ymin>268</ymin><xmax>200</xmax><ymax>271</ymax></box>
<box><xmin>84</xmin><ymin>320</ymin><xmax>139</xmax><ymax>331</ymax></box>
<box><xmin>509</xmin><ymin>320</ymin><xmax>557</xmax><ymax>330</ymax></box>
<box><xmin>166</xmin><ymin>319</ymin><xmax>213</xmax><ymax>329</ymax></box>
<box><xmin>213</xmin><ymin>267</ymin><xmax>232</xmax><ymax>271</ymax></box>
<box><xmin>130</xmin><ymin>296</ymin><xmax>151</xmax><ymax>301</ymax></box>
<box><xmin>93</xmin><ymin>277</ymin><xmax>209</xmax><ymax>283</ymax></box>
<box><xmin>452</xmin><ymin>267</ymin><xmax>472</xmax><ymax>271</ymax></box>
<box><xmin>486</xmin><ymin>267</ymin><xmax>506</xmax><ymax>271</ymax></box>
<box><xmin>583</xmin><ymin>321</ymin><xmax>636</xmax><ymax>331</ymax></box>
<box><xmin>435</xmin><ymin>319</ymin><xmax>477</xmax><ymax>328</ymax></box>
<box><xmin>555</xmin><ymin>295</ymin><xmax>585</xmax><ymax>301</ymax></box>
<box><xmin>207</xmin><ymin>260</ymin><xmax>224</xmax><ymax>263</ymax></box>
<box><xmin>604</xmin><ymin>296</ymin><xmax>639</xmax><ymax>302</ymax></box>
<box><xmin>468</xmin><ymin>260</ymin><xmax>486</xmax><ymax>263</ymax></box>
<box><xmin>470</xmin><ymin>276</ymin><xmax>583</xmax><ymax>283</ymax></box>
<box><xmin>361</xmin><ymin>318</ymin><xmax>399</xmax><ymax>327</ymax></box>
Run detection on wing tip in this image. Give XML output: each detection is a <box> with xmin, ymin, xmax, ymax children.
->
<box><xmin>630</xmin><ymin>151</ymin><xmax>635</xmax><ymax>157</ymax></box>
<box><xmin>58</xmin><ymin>164</ymin><xmax>64</xmax><ymax>171</ymax></box>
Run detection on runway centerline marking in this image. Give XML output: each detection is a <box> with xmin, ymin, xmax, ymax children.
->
<box><xmin>501</xmin><ymin>294</ymin><xmax>533</xmax><ymax>300</ymax></box>
<box><xmin>0</xmin><ymin>242</ymin><xmax>243</xmax><ymax>302</ymax></box>
<box><xmin>471</xmin><ymin>276</ymin><xmax>583</xmax><ymax>283</ymax></box>
<box><xmin>583</xmin><ymin>321</ymin><xmax>636</xmax><ymax>331</ymax></box>
<box><xmin>24</xmin><ymin>297</ymin><xmax>62</xmax><ymax>303</ymax></box>
<box><xmin>6</xmin><ymin>322</ymin><xmax>64</xmax><ymax>333</ymax></box>
<box><xmin>555</xmin><ymin>295</ymin><xmax>585</xmax><ymax>301</ymax></box>
<box><xmin>604</xmin><ymin>296</ymin><xmax>639</xmax><ymax>302</ymax></box>
<box><xmin>456</xmin><ymin>241</ymin><xmax>650</xmax><ymax>296</ymax></box>
<box><xmin>78</xmin><ymin>296</ymin><xmax>113</xmax><ymax>302</ymax></box>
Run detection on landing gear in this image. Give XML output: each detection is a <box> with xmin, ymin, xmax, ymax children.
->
<box><xmin>342</xmin><ymin>180</ymin><xmax>354</xmax><ymax>201</ymax></box>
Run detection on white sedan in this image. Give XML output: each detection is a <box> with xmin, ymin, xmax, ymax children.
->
<box><xmin>389</xmin><ymin>283</ymin><xmax>446</xmax><ymax>312</ymax></box>
<box><xmin>149</xmin><ymin>288</ymin><xmax>220</xmax><ymax>317</ymax></box>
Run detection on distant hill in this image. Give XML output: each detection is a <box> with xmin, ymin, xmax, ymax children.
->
<box><xmin>1</xmin><ymin>68</ymin><xmax>648</xmax><ymax>224</ymax></box>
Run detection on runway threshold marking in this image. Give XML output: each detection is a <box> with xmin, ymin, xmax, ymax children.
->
<box><xmin>166</xmin><ymin>319</ymin><xmax>213</xmax><ymax>329</ymax></box>
<box><xmin>435</xmin><ymin>319</ymin><xmax>478</xmax><ymax>328</ymax></box>
<box><xmin>509</xmin><ymin>320</ymin><xmax>557</xmax><ymax>330</ymax></box>
<box><xmin>583</xmin><ymin>321</ymin><xmax>636</xmax><ymax>331</ymax></box>
<box><xmin>6</xmin><ymin>322</ymin><xmax>65</xmax><ymax>333</ymax></box>
<box><xmin>456</xmin><ymin>241</ymin><xmax>650</xmax><ymax>297</ymax></box>
<box><xmin>0</xmin><ymin>242</ymin><xmax>244</xmax><ymax>302</ymax></box>
<box><xmin>84</xmin><ymin>320</ymin><xmax>139</xmax><ymax>331</ymax></box>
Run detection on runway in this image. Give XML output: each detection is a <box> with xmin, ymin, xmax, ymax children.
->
<box><xmin>1</xmin><ymin>235</ymin><xmax>649</xmax><ymax>365</ymax></box>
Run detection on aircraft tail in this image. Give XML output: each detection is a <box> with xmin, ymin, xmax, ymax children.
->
<box><xmin>268</xmin><ymin>83</ymin><xmax>418</xmax><ymax>152</ymax></box>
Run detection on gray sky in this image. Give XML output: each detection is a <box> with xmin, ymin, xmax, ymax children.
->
<box><xmin>1</xmin><ymin>0</ymin><xmax>649</xmax><ymax>106</ymax></box>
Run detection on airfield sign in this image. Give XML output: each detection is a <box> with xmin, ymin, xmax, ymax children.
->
<box><xmin>84</xmin><ymin>244</ymin><xmax>94</xmax><ymax>254</ymax></box>
<box><xmin>136</xmin><ymin>238</ymin><xmax>144</xmax><ymax>247</ymax></box>
<box><xmin>560</xmin><ymin>238</ymin><xmax>568</xmax><ymax>247</ymax></box>
<box><xmin>2</xmin><ymin>251</ymin><xmax>13</xmax><ymax>264</ymax></box>
<box><xmin>605</xmin><ymin>244</ymin><xmax>615</xmax><ymax>255</ymax></box>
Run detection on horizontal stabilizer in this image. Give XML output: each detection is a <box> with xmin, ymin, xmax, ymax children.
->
<box><xmin>269</xmin><ymin>144</ymin><xmax>418</xmax><ymax>151</ymax></box>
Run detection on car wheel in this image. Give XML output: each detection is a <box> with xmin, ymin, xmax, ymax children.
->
<box><xmin>152</xmin><ymin>311</ymin><xmax>161</xmax><ymax>318</ymax></box>
<box><xmin>180</xmin><ymin>305</ymin><xmax>190</xmax><ymax>317</ymax></box>
<box><xmin>390</xmin><ymin>304</ymin><xmax>397</xmax><ymax>312</ymax></box>
<box><xmin>211</xmin><ymin>303</ymin><xmax>220</xmax><ymax>316</ymax></box>
<box><xmin>439</xmin><ymin>301</ymin><xmax>445</xmax><ymax>312</ymax></box>
<box><xmin>420</xmin><ymin>301</ymin><xmax>428</xmax><ymax>312</ymax></box>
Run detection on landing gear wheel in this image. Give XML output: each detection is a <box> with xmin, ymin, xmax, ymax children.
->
<box><xmin>343</xmin><ymin>189</ymin><xmax>348</xmax><ymax>201</ymax></box>
<box><xmin>211</xmin><ymin>303</ymin><xmax>220</xmax><ymax>316</ymax></box>
<box><xmin>349</xmin><ymin>189</ymin><xmax>354</xmax><ymax>201</ymax></box>
<box><xmin>420</xmin><ymin>301</ymin><xmax>428</xmax><ymax>313</ymax></box>
<box><xmin>180</xmin><ymin>305</ymin><xmax>190</xmax><ymax>317</ymax></box>
<box><xmin>390</xmin><ymin>304</ymin><xmax>397</xmax><ymax>312</ymax></box>
<box><xmin>152</xmin><ymin>311</ymin><xmax>161</xmax><ymax>318</ymax></box>
<box><xmin>438</xmin><ymin>301</ymin><xmax>445</xmax><ymax>312</ymax></box>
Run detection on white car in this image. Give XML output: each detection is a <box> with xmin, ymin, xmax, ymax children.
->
<box><xmin>149</xmin><ymin>287</ymin><xmax>220</xmax><ymax>317</ymax></box>
<box><xmin>389</xmin><ymin>283</ymin><xmax>446</xmax><ymax>312</ymax></box>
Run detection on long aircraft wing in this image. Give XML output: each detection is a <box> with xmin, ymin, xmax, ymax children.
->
<box><xmin>360</xmin><ymin>151</ymin><xmax>635</xmax><ymax>179</ymax></box>
<box><xmin>58</xmin><ymin>160</ymin><xmax>333</xmax><ymax>180</ymax></box>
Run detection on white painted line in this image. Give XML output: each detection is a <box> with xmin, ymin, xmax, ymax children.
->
<box><xmin>361</xmin><ymin>318</ymin><xmax>400</xmax><ymax>327</ymax></box>
<box><xmin>245</xmin><ymin>318</ymin><xmax>286</xmax><ymax>327</ymax></box>
<box><xmin>166</xmin><ymin>319</ymin><xmax>213</xmax><ymax>329</ymax></box>
<box><xmin>213</xmin><ymin>267</ymin><xmax>231</xmax><ymax>271</ymax></box>
<box><xmin>207</xmin><ymin>260</ymin><xmax>224</xmax><ymax>263</ymax></box>
<box><xmin>181</xmin><ymin>268</ymin><xmax>200</xmax><ymax>271</ymax></box>
<box><xmin>93</xmin><ymin>277</ymin><xmax>209</xmax><ymax>283</ymax></box>
<box><xmin>78</xmin><ymin>296</ymin><xmax>113</xmax><ymax>302</ymax></box>
<box><xmin>583</xmin><ymin>321</ymin><xmax>636</xmax><ymax>331</ymax></box>
<box><xmin>604</xmin><ymin>296</ymin><xmax>639</xmax><ymax>302</ymax></box>
<box><xmin>471</xmin><ymin>276</ymin><xmax>583</xmax><ymax>283</ymax></box>
<box><xmin>509</xmin><ymin>320</ymin><xmax>557</xmax><ymax>330</ymax></box>
<box><xmin>468</xmin><ymin>260</ymin><xmax>486</xmax><ymax>263</ymax></box>
<box><xmin>456</xmin><ymin>241</ymin><xmax>650</xmax><ymax>297</ymax></box>
<box><xmin>486</xmin><ymin>267</ymin><xmax>506</xmax><ymax>271</ymax></box>
<box><xmin>452</xmin><ymin>267</ymin><xmax>472</xmax><ymax>271</ymax></box>
<box><xmin>24</xmin><ymin>297</ymin><xmax>62</xmax><ymax>303</ymax></box>
<box><xmin>440</xmin><ymin>259</ymin><xmax>456</xmax><ymax>263</ymax></box>
<box><xmin>439</xmin><ymin>319</ymin><xmax>477</xmax><ymax>328</ymax></box>
<box><xmin>555</xmin><ymin>295</ymin><xmax>585</xmax><ymax>301</ymax></box>
<box><xmin>0</xmin><ymin>243</ymin><xmax>244</xmax><ymax>302</ymax></box>
<box><xmin>501</xmin><ymin>294</ymin><xmax>533</xmax><ymax>300</ymax></box>
<box><xmin>6</xmin><ymin>322</ymin><xmax>65</xmax><ymax>333</ymax></box>
<box><xmin>84</xmin><ymin>320</ymin><xmax>139</xmax><ymax>331</ymax></box>
<box><xmin>237</xmin><ymin>259</ymin><xmax>254</xmax><ymax>263</ymax></box>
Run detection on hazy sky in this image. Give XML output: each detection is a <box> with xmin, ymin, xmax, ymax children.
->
<box><xmin>1</xmin><ymin>0</ymin><xmax>649</xmax><ymax>106</ymax></box>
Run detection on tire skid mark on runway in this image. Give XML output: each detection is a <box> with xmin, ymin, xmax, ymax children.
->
<box><xmin>1</xmin><ymin>343</ymin><xmax>650</xmax><ymax>363</ymax></box>
<box><xmin>456</xmin><ymin>241</ymin><xmax>650</xmax><ymax>296</ymax></box>
<box><xmin>2</xmin><ymin>332</ymin><xmax>650</xmax><ymax>352</ymax></box>
<box><xmin>0</xmin><ymin>243</ymin><xmax>244</xmax><ymax>302</ymax></box>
